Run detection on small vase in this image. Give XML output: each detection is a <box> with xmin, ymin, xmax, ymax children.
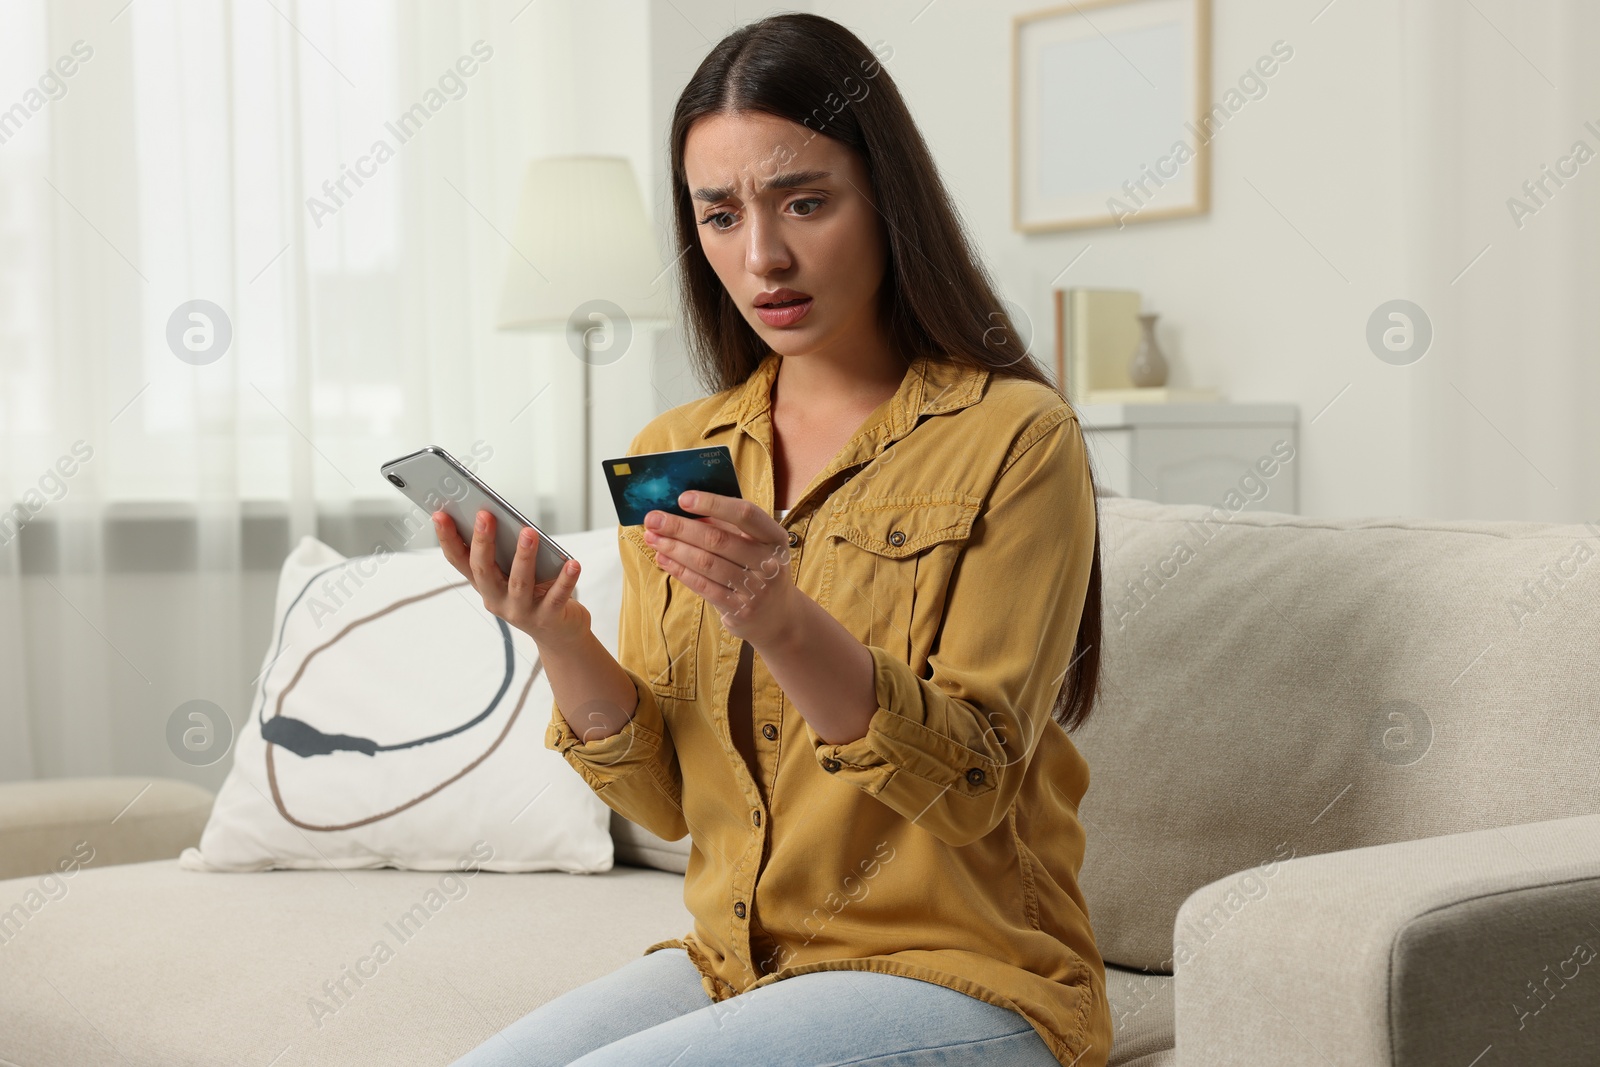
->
<box><xmin>1128</xmin><ymin>313</ymin><xmax>1169</xmax><ymax>388</ymax></box>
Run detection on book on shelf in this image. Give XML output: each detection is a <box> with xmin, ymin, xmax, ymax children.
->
<box><xmin>1053</xmin><ymin>288</ymin><xmax>1221</xmax><ymax>405</ymax></box>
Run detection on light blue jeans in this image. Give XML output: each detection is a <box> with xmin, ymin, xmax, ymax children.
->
<box><xmin>449</xmin><ymin>947</ymin><xmax>1061</xmax><ymax>1066</ymax></box>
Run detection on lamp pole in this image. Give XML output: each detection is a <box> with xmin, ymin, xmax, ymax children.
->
<box><xmin>582</xmin><ymin>332</ymin><xmax>592</xmax><ymax>529</ymax></box>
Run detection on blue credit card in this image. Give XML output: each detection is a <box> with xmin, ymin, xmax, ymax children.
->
<box><xmin>601</xmin><ymin>445</ymin><xmax>744</xmax><ymax>526</ymax></box>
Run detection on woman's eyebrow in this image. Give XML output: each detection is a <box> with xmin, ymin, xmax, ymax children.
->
<box><xmin>692</xmin><ymin>169</ymin><xmax>833</xmax><ymax>202</ymax></box>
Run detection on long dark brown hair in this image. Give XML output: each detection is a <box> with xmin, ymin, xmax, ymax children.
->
<box><xmin>667</xmin><ymin>12</ymin><xmax>1103</xmax><ymax>733</ymax></box>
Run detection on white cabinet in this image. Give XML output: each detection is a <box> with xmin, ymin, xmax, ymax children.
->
<box><xmin>1076</xmin><ymin>402</ymin><xmax>1300</xmax><ymax>514</ymax></box>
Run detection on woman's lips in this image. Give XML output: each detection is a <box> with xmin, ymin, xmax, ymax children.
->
<box><xmin>755</xmin><ymin>296</ymin><xmax>813</xmax><ymax>327</ymax></box>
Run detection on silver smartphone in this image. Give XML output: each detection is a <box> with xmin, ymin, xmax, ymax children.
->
<box><xmin>379</xmin><ymin>445</ymin><xmax>573</xmax><ymax>583</ymax></box>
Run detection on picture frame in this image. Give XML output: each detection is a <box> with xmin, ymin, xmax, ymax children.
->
<box><xmin>1013</xmin><ymin>0</ymin><xmax>1212</xmax><ymax>233</ymax></box>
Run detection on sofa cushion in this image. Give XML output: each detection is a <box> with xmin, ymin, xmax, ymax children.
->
<box><xmin>1104</xmin><ymin>964</ymin><xmax>1173</xmax><ymax>1065</ymax></box>
<box><xmin>1076</xmin><ymin>497</ymin><xmax>1600</xmax><ymax>972</ymax></box>
<box><xmin>0</xmin><ymin>856</ymin><xmax>1173</xmax><ymax>1066</ymax></box>
<box><xmin>0</xmin><ymin>776</ymin><xmax>214</xmax><ymax>880</ymax></box>
<box><xmin>0</xmin><ymin>859</ymin><xmax>691</xmax><ymax>1065</ymax></box>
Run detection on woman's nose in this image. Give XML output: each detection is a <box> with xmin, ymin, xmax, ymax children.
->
<box><xmin>743</xmin><ymin>209</ymin><xmax>791</xmax><ymax>275</ymax></box>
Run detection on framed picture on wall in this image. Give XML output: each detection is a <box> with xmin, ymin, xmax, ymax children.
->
<box><xmin>1013</xmin><ymin>0</ymin><xmax>1212</xmax><ymax>233</ymax></box>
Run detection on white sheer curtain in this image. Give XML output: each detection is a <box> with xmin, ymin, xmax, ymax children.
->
<box><xmin>1401</xmin><ymin>0</ymin><xmax>1600</xmax><ymax>521</ymax></box>
<box><xmin>0</xmin><ymin>0</ymin><xmax>623</xmax><ymax>783</ymax></box>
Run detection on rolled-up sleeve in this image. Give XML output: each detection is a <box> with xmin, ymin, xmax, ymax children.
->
<box><xmin>545</xmin><ymin>525</ymin><xmax>688</xmax><ymax>843</ymax></box>
<box><xmin>805</xmin><ymin>409</ymin><xmax>1096</xmax><ymax>848</ymax></box>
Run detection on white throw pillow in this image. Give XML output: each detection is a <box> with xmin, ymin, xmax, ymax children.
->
<box><xmin>180</xmin><ymin>527</ymin><xmax>625</xmax><ymax>874</ymax></box>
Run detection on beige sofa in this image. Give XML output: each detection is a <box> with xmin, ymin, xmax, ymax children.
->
<box><xmin>3</xmin><ymin>495</ymin><xmax>1597</xmax><ymax>1066</ymax></box>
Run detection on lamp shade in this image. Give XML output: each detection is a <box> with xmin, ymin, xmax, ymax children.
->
<box><xmin>495</xmin><ymin>155</ymin><xmax>670</xmax><ymax>331</ymax></box>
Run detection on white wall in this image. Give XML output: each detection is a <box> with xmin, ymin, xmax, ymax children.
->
<box><xmin>842</xmin><ymin>1</ymin><xmax>1419</xmax><ymax>520</ymax></box>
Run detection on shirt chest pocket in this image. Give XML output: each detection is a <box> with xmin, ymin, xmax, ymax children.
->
<box><xmin>622</xmin><ymin>528</ymin><xmax>704</xmax><ymax>700</ymax></box>
<box><xmin>820</xmin><ymin>496</ymin><xmax>981</xmax><ymax>670</ymax></box>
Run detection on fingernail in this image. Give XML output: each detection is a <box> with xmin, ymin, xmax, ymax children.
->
<box><xmin>476</xmin><ymin>513</ymin><xmax>487</xmax><ymax>532</ymax></box>
<box><xmin>645</xmin><ymin>512</ymin><xmax>662</xmax><ymax>529</ymax></box>
<box><xmin>681</xmin><ymin>491</ymin><xmax>697</xmax><ymax>507</ymax></box>
<box><xmin>519</xmin><ymin>528</ymin><xmax>534</xmax><ymax>547</ymax></box>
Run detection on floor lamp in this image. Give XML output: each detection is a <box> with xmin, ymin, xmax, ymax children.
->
<box><xmin>496</xmin><ymin>155</ymin><xmax>669</xmax><ymax>529</ymax></box>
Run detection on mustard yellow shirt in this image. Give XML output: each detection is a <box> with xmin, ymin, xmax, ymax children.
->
<box><xmin>547</xmin><ymin>351</ymin><xmax>1110</xmax><ymax>1067</ymax></box>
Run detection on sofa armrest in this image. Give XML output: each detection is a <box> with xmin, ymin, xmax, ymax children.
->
<box><xmin>1172</xmin><ymin>811</ymin><xmax>1600</xmax><ymax>1067</ymax></box>
<box><xmin>0</xmin><ymin>777</ymin><xmax>215</xmax><ymax>880</ymax></box>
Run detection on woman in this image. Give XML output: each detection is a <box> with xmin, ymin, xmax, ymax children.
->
<box><xmin>442</xmin><ymin>13</ymin><xmax>1110</xmax><ymax>1067</ymax></box>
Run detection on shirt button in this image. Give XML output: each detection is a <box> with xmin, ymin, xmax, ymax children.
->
<box><xmin>965</xmin><ymin>767</ymin><xmax>985</xmax><ymax>786</ymax></box>
<box><xmin>887</xmin><ymin>529</ymin><xmax>907</xmax><ymax>546</ymax></box>
<box><xmin>752</xmin><ymin>809</ymin><xmax>762</xmax><ymax>827</ymax></box>
<box><xmin>787</xmin><ymin>530</ymin><xmax>800</xmax><ymax>548</ymax></box>
<box><xmin>761</xmin><ymin>723</ymin><xmax>778</xmax><ymax>741</ymax></box>
<box><xmin>821</xmin><ymin>757</ymin><xmax>842</xmax><ymax>773</ymax></box>
<box><xmin>734</xmin><ymin>901</ymin><xmax>747</xmax><ymax>918</ymax></box>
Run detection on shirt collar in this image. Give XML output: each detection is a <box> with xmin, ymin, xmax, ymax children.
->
<box><xmin>698</xmin><ymin>351</ymin><xmax>990</xmax><ymax>442</ymax></box>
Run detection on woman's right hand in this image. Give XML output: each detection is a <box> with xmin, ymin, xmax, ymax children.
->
<box><xmin>433</xmin><ymin>508</ymin><xmax>590</xmax><ymax>650</ymax></box>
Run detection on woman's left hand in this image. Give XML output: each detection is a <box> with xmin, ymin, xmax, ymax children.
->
<box><xmin>643</xmin><ymin>491</ymin><xmax>797</xmax><ymax>647</ymax></box>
